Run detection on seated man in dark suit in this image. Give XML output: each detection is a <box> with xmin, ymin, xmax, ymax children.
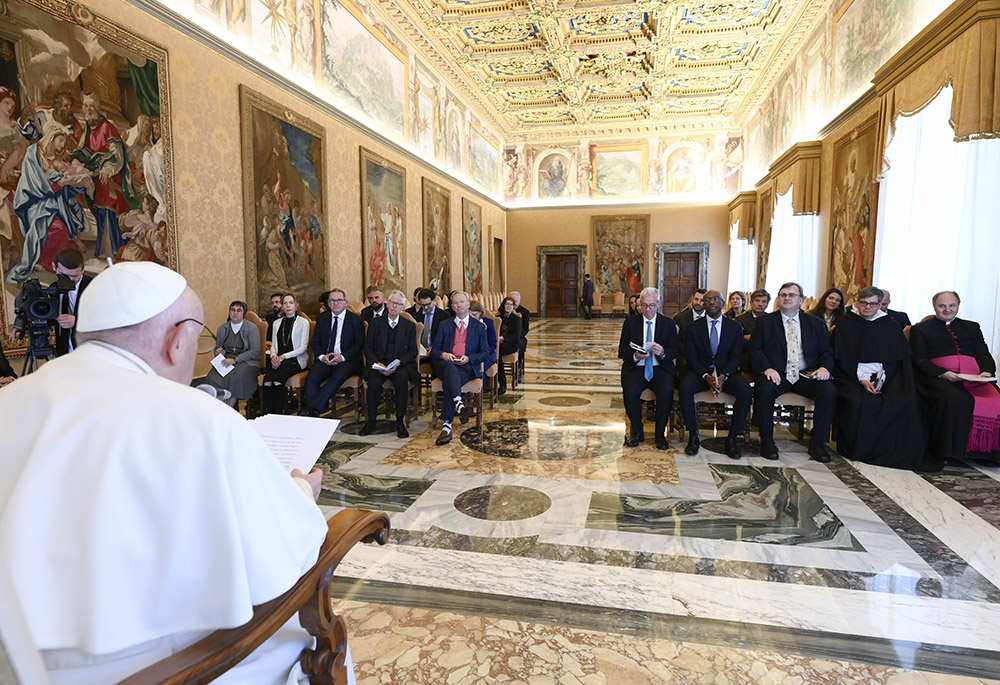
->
<box><xmin>430</xmin><ymin>291</ymin><xmax>489</xmax><ymax>445</ymax></box>
<box><xmin>673</xmin><ymin>289</ymin><xmax>707</xmax><ymax>335</ymax></box>
<box><xmin>299</xmin><ymin>288</ymin><xmax>365</xmax><ymax>417</ymax></box>
<box><xmin>749</xmin><ymin>282</ymin><xmax>837</xmax><ymax>463</ymax></box>
<box><xmin>264</xmin><ymin>291</ymin><xmax>282</xmax><ymax>344</ymax></box>
<box><xmin>360</xmin><ymin>290</ymin><xmax>418</xmax><ymax>438</ymax></box>
<box><xmin>679</xmin><ymin>290</ymin><xmax>752</xmax><ymax>459</ymax></box>
<box><xmin>360</xmin><ymin>285</ymin><xmax>386</xmax><ymax>323</ymax></box>
<box><xmin>736</xmin><ymin>288</ymin><xmax>771</xmax><ymax>372</ymax></box>
<box><xmin>53</xmin><ymin>248</ymin><xmax>92</xmax><ymax>356</ymax></box>
<box><xmin>878</xmin><ymin>288</ymin><xmax>912</xmax><ymax>328</ymax></box>
<box><xmin>618</xmin><ymin>287</ymin><xmax>679</xmax><ymax>449</ymax></box>
<box><xmin>415</xmin><ymin>287</ymin><xmax>452</xmax><ymax>357</ymax></box>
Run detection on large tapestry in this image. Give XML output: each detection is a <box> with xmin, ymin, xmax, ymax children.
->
<box><xmin>0</xmin><ymin>0</ymin><xmax>176</xmax><ymax>351</ymax></box>
<box><xmin>592</xmin><ymin>215</ymin><xmax>649</xmax><ymax>297</ymax></box>
<box><xmin>422</xmin><ymin>179</ymin><xmax>450</xmax><ymax>295</ymax></box>
<box><xmin>756</xmin><ymin>189</ymin><xmax>774</xmax><ymax>290</ymax></box>
<box><xmin>461</xmin><ymin>197</ymin><xmax>482</xmax><ymax>294</ymax></box>
<box><xmin>240</xmin><ymin>86</ymin><xmax>326</xmax><ymax>318</ymax></box>
<box><xmin>830</xmin><ymin>114</ymin><xmax>880</xmax><ymax>303</ymax></box>
<box><xmin>360</xmin><ymin>147</ymin><xmax>406</xmax><ymax>295</ymax></box>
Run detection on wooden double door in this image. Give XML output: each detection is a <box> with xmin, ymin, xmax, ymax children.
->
<box><xmin>660</xmin><ymin>251</ymin><xmax>700</xmax><ymax>316</ymax></box>
<box><xmin>544</xmin><ymin>254</ymin><xmax>579</xmax><ymax>318</ymax></box>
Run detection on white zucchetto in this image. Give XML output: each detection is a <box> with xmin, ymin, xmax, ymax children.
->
<box><xmin>77</xmin><ymin>262</ymin><xmax>187</xmax><ymax>333</ymax></box>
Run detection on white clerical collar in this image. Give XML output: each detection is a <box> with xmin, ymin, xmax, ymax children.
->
<box><xmin>83</xmin><ymin>340</ymin><xmax>156</xmax><ymax>375</ymax></box>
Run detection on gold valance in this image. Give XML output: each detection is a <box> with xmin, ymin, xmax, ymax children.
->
<box><xmin>728</xmin><ymin>191</ymin><xmax>757</xmax><ymax>240</ymax></box>
<box><xmin>767</xmin><ymin>141</ymin><xmax>822</xmax><ymax>215</ymax></box>
<box><xmin>873</xmin><ymin>0</ymin><xmax>1000</xmax><ymax>175</ymax></box>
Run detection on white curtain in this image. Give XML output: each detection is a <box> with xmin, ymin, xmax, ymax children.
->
<box><xmin>726</xmin><ymin>221</ymin><xmax>757</xmax><ymax>296</ymax></box>
<box><xmin>763</xmin><ymin>188</ymin><xmax>821</xmax><ymax>299</ymax></box>
<box><xmin>875</xmin><ymin>86</ymin><xmax>1000</xmax><ymax>351</ymax></box>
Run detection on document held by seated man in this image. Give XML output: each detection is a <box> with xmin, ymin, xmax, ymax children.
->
<box><xmin>249</xmin><ymin>414</ymin><xmax>340</xmax><ymax>474</ymax></box>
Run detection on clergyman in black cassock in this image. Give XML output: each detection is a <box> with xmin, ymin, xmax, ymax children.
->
<box><xmin>831</xmin><ymin>298</ymin><xmax>937</xmax><ymax>471</ymax></box>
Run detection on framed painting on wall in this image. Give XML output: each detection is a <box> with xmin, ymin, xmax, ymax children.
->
<box><xmin>592</xmin><ymin>215</ymin><xmax>649</xmax><ymax>297</ymax></box>
<box><xmin>240</xmin><ymin>85</ymin><xmax>326</xmax><ymax>318</ymax></box>
<box><xmin>591</xmin><ymin>144</ymin><xmax>647</xmax><ymax>199</ymax></box>
<box><xmin>1</xmin><ymin>0</ymin><xmax>178</xmax><ymax>356</ymax></box>
<box><xmin>829</xmin><ymin>114</ymin><xmax>880</xmax><ymax>304</ymax></box>
<box><xmin>461</xmin><ymin>198</ymin><xmax>482</xmax><ymax>294</ymax></box>
<box><xmin>360</xmin><ymin>147</ymin><xmax>406</xmax><ymax>295</ymax></box>
<box><xmin>422</xmin><ymin>178</ymin><xmax>451</xmax><ymax>295</ymax></box>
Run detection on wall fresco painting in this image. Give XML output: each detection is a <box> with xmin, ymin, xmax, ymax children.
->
<box><xmin>592</xmin><ymin>145</ymin><xmax>646</xmax><ymax>199</ymax></box>
<box><xmin>321</xmin><ymin>0</ymin><xmax>406</xmax><ymax>137</ymax></box>
<box><xmin>469</xmin><ymin>122</ymin><xmax>498</xmax><ymax>193</ymax></box>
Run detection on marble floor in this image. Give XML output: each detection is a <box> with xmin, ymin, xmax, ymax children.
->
<box><xmin>317</xmin><ymin>318</ymin><xmax>1000</xmax><ymax>683</ymax></box>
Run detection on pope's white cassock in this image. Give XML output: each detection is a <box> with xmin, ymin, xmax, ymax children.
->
<box><xmin>0</xmin><ymin>330</ymin><xmax>336</xmax><ymax>681</ymax></box>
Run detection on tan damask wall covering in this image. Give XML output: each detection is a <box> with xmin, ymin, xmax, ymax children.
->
<box><xmin>505</xmin><ymin>204</ymin><xmax>730</xmax><ymax>313</ymax></box>
<box><xmin>82</xmin><ymin>0</ymin><xmax>505</xmax><ymax>374</ymax></box>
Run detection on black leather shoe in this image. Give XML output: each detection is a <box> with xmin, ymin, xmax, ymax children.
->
<box><xmin>498</xmin><ymin>386</ymin><xmax>507</xmax><ymax>396</ymax></box>
<box><xmin>436</xmin><ymin>428</ymin><xmax>452</xmax><ymax>445</ymax></box>
<box><xmin>759</xmin><ymin>440</ymin><xmax>779</xmax><ymax>460</ymax></box>
<box><xmin>458</xmin><ymin>401</ymin><xmax>472</xmax><ymax>424</ymax></box>
<box><xmin>298</xmin><ymin>407</ymin><xmax>319</xmax><ymax>417</ymax></box>
<box><xmin>625</xmin><ymin>433</ymin><xmax>643</xmax><ymax>448</ymax></box>
<box><xmin>396</xmin><ymin>419</ymin><xmax>409</xmax><ymax>439</ymax></box>
<box><xmin>725</xmin><ymin>437</ymin><xmax>743</xmax><ymax>460</ymax></box>
<box><xmin>685</xmin><ymin>434</ymin><xmax>700</xmax><ymax>456</ymax></box>
<box><xmin>808</xmin><ymin>441</ymin><xmax>832</xmax><ymax>463</ymax></box>
<box><xmin>656</xmin><ymin>436</ymin><xmax>670</xmax><ymax>450</ymax></box>
<box><xmin>358</xmin><ymin>422</ymin><xmax>375</xmax><ymax>436</ymax></box>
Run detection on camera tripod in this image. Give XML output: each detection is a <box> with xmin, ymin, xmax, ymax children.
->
<box><xmin>21</xmin><ymin>345</ymin><xmax>54</xmax><ymax>376</ymax></box>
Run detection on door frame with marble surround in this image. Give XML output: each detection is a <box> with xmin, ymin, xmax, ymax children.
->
<box><xmin>535</xmin><ymin>244</ymin><xmax>587</xmax><ymax>319</ymax></box>
<box><xmin>654</xmin><ymin>242</ymin><xmax>710</xmax><ymax>312</ymax></box>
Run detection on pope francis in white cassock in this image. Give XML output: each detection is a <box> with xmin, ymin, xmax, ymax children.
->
<box><xmin>0</xmin><ymin>262</ymin><xmax>355</xmax><ymax>684</ymax></box>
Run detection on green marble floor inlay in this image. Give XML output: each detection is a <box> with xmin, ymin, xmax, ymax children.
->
<box><xmin>587</xmin><ymin>464</ymin><xmax>865</xmax><ymax>551</ymax></box>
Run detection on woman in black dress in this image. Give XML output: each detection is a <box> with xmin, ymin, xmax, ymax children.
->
<box><xmin>497</xmin><ymin>296</ymin><xmax>522</xmax><ymax>394</ymax></box>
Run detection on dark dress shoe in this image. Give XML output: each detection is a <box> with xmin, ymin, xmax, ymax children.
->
<box><xmin>625</xmin><ymin>433</ymin><xmax>643</xmax><ymax>448</ymax></box>
<box><xmin>298</xmin><ymin>408</ymin><xmax>318</xmax><ymax>417</ymax></box>
<box><xmin>725</xmin><ymin>437</ymin><xmax>743</xmax><ymax>460</ymax></box>
<box><xmin>685</xmin><ymin>434</ymin><xmax>700</xmax><ymax>456</ymax></box>
<box><xmin>358</xmin><ymin>422</ymin><xmax>376</xmax><ymax>436</ymax></box>
<box><xmin>656</xmin><ymin>436</ymin><xmax>670</xmax><ymax>450</ymax></box>
<box><xmin>458</xmin><ymin>401</ymin><xmax>472</xmax><ymax>424</ymax></box>
<box><xmin>498</xmin><ymin>386</ymin><xmax>507</xmax><ymax>396</ymax></box>
<box><xmin>808</xmin><ymin>441</ymin><xmax>832</xmax><ymax>463</ymax></box>
<box><xmin>759</xmin><ymin>440</ymin><xmax>779</xmax><ymax>460</ymax></box>
<box><xmin>436</xmin><ymin>428</ymin><xmax>452</xmax><ymax>445</ymax></box>
<box><xmin>396</xmin><ymin>419</ymin><xmax>409</xmax><ymax>439</ymax></box>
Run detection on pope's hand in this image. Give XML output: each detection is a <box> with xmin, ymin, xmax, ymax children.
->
<box><xmin>291</xmin><ymin>467</ymin><xmax>323</xmax><ymax>501</ymax></box>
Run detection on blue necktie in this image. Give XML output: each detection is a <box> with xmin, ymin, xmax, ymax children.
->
<box><xmin>644</xmin><ymin>320</ymin><xmax>653</xmax><ymax>381</ymax></box>
<box><xmin>710</xmin><ymin>319</ymin><xmax>719</xmax><ymax>358</ymax></box>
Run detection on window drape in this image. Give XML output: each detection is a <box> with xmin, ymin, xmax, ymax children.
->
<box><xmin>763</xmin><ymin>189</ymin><xmax>821</xmax><ymax>300</ymax></box>
<box><xmin>875</xmin><ymin>85</ymin><xmax>1000</xmax><ymax>351</ymax></box>
<box><xmin>727</xmin><ymin>222</ymin><xmax>757</xmax><ymax>297</ymax></box>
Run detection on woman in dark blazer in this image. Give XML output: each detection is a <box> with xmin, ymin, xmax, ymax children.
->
<box><xmin>497</xmin><ymin>296</ymin><xmax>522</xmax><ymax>393</ymax></box>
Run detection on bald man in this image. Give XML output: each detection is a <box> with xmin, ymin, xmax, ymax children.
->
<box><xmin>878</xmin><ymin>288</ymin><xmax>912</xmax><ymax>328</ymax></box>
<box><xmin>0</xmin><ymin>263</ymin><xmax>344</xmax><ymax>684</ymax></box>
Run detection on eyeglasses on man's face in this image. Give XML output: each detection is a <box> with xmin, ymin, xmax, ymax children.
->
<box><xmin>174</xmin><ymin>318</ymin><xmax>217</xmax><ymax>354</ymax></box>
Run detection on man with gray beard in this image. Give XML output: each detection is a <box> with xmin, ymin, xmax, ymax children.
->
<box><xmin>71</xmin><ymin>92</ymin><xmax>137</xmax><ymax>258</ymax></box>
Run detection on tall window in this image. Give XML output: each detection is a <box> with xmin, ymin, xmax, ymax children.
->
<box><xmin>727</xmin><ymin>221</ymin><xmax>757</xmax><ymax>296</ymax></box>
<box><xmin>763</xmin><ymin>189</ymin><xmax>821</xmax><ymax>299</ymax></box>
<box><xmin>875</xmin><ymin>86</ymin><xmax>1000</xmax><ymax>350</ymax></box>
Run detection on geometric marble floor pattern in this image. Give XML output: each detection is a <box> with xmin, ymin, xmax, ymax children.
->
<box><xmin>320</xmin><ymin>318</ymin><xmax>1000</xmax><ymax>683</ymax></box>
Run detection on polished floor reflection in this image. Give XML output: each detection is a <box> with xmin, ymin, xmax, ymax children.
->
<box><xmin>321</xmin><ymin>319</ymin><xmax>1000</xmax><ymax>682</ymax></box>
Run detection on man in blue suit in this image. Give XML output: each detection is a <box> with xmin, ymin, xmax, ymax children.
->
<box><xmin>431</xmin><ymin>291</ymin><xmax>489</xmax><ymax>445</ymax></box>
<box><xmin>679</xmin><ymin>290</ymin><xmax>752</xmax><ymax>459</ymax></box>
<box><xmin>749</xmin><ymin>281</ymin><xmax>837</xmax><ymax>462</ymax></box>
<box><xmin>618</xmin><ymin>287</ymin><xmax>679</xmax><ymax>450</ymax></box>
<box><xmin>299</xmin><ymin>288</ymin><xmax>365</xmax><ymax>417</ymax></box>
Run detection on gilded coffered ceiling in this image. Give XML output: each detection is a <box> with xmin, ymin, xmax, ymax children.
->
<box><xmin>381</xmin><ymin>0</ymin><xmax>831</xmax><ymax>140</ymax></box>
